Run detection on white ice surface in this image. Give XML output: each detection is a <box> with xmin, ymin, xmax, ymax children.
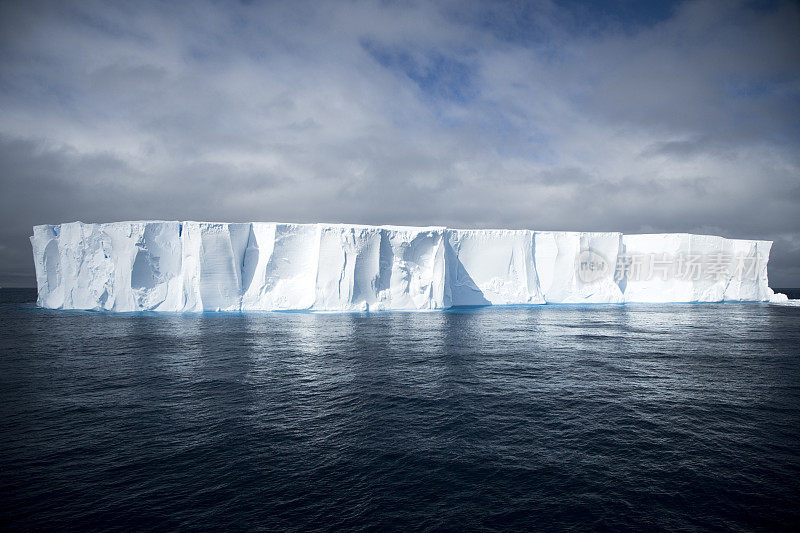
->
<box><xmin>30</xmin><ymin>222</ymin><xmax>780</xmax><ymax>311</ymax></box>
<box><xmin>769</xmin><ymin>292</ymin><xmax>791</xmax><ymax>304</ymax></box>
<box><xmin>619</xmin><ymin>234</ymin><xmax>774</xmax><ymax>303</ymax></box>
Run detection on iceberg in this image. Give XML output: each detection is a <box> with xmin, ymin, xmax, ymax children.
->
<box><xmin>30</xmin><ymin>221</ymin><xmax>783</xmax><ymax>312</ymax></box>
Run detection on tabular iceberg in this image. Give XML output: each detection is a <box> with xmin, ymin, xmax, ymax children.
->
<box><xmin>30</xmin><ymin>221</ymin><xmax>784</xmax><ymax>312</ymax></box>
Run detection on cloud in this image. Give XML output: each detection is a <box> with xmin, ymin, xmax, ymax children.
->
<box><xmin>0</xmin><ymin>0</ymin><xmax>799</xmax><ymax>286</ymax></box>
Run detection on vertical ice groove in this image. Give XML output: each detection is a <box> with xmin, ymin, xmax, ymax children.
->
<box><xmin>30</xmin><ymin>222</ymin><xmax>780</xmax><ymax>311</ymax></box>
<box><xmin>312</xmin><ymin>223</ymin><xmax>323</xmax><ymax>310</ymax></box>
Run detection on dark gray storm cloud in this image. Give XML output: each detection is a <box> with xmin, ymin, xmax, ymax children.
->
<box><xmin>1</xmin><ymin>0</ymin><xmax>799</xmax><ymax>286</ymax></box>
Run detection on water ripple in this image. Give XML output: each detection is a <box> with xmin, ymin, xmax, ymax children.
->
<box><xmin>1</xmin><ymin>292</ymin><xmax>799</xmax><ymax>530</ymax></box>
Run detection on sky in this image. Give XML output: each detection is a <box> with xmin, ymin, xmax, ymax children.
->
<box><xmin>0</xmin><ymin>0</ymin><xmax>799</xmax><ymax>287</ymax></box>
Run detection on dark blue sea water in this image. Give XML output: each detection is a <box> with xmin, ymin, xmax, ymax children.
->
<box><xmin>1</xmin><ymin>288</ymin><xmax>799</xmax><ymax>531</ymax></box>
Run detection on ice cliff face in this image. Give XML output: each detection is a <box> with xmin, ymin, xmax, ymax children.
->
<box><xmin>30</xmin><ymin>222</ymin><xmax>781</xmax><ymax>312</ymax></box>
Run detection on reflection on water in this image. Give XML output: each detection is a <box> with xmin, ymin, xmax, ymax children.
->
<box><xmin>1</xmin><ymin>298</ymin><xmax>799</xmax><ymax>530</ymax></box>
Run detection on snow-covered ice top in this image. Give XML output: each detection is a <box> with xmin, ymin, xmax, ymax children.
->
<box><xmin>30</xmin><ymin>221</ymin><xmax>783</xmax><ymax>312</ymax></box>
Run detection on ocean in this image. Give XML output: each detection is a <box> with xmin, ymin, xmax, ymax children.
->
<box><xmin>1</xmin><ymin>288</ymin><xmax>799</xmax><ymax>531</ymax></box>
